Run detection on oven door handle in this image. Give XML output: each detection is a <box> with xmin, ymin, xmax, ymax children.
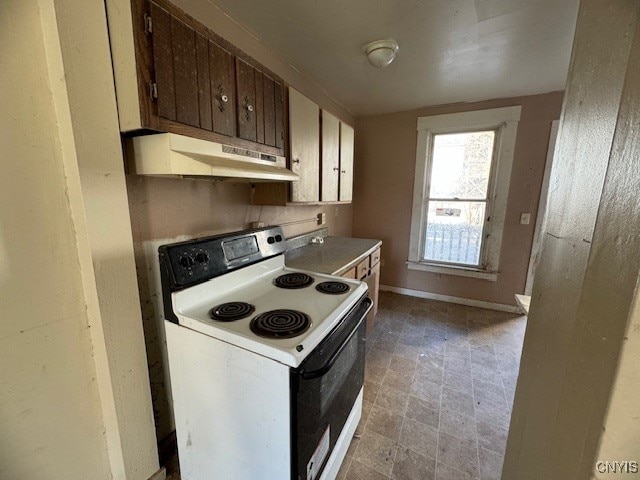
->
<box><xmin>300</xmin><ymin>297</ymin><xmax>372</xmax><ymax>380</ymax></box>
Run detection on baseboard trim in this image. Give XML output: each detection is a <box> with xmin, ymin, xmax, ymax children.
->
<box><xmin>148</xmin><ymin>467</ymin><xmax>166</xmax><ymax>480</ymax></box>
<box><xmin>379</xmin><ymin>285</ymin><xmax>520</xmax><ymax>313</ymax></box>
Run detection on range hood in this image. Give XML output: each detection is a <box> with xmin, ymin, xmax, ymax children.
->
<box><xmin>125</xmin><ymin>133</ymin><xmax>297</xmax><ymax>182</ymax></box>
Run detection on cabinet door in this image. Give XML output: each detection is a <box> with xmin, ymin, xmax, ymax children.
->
<box><xmin>274</xmin><ymin>81</ymin><xmax>285</xmax><ymax>149</ymax></box>
<box><xmin>254</xmin><ymin>70</ymin><xmax>265</xmax><ymax>144</ymax></box>
<box><xmin>236</xmin><ymin>58</ymin><xmax>257</xmax><ymax>142</ymax></box>
<box><xmin>321</xmin><ymin>111</ymin><xmax>340</xmax><ymax>202</ymax></box>
<box><xmin>339</xmin><ymin>122</ymin><xmax>355</xmax><ymax>202</ymax></box>
<box><xmin>209</xmin><ymin>41</ymin><xmax>236</xmax><ymax>137</ymax></box>
<box><xmin>289</xmin><ymin>88</ymin><xmax>319</xmax><ymax>202</ymax></box>
<box><xmin>195</xmin><ymin>34</ymin><xmax>212</xmax><ymax>131</ymax></box>
<box><xmin>263</xmin><ymin>76</ymin><xmax>276</xmax><ymax>146</ymax></box>
<box><xmin>150</xmin><ymin>2</ymin><xmax>203</xmax><ymax>127</ymax></box>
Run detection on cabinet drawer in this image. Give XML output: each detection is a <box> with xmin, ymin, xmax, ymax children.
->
<box><xmin>370</xmin><ymin>248</ymin><xmax>381</xmax><ymax>268</ymax></box>
<box><xmin>342</xmin><ymin>267</ymin><xmax>356</xmax><ymax>279</ymax></box>
<box><xmin>356</xmin><ymin>258</ymin><xmax>369</xmax><ymax>280</ymax></box>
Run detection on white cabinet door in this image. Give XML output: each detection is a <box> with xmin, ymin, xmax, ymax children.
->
<box><xmin>289</xmin><ymin>87</ymin><xmax>319</xmax><ymax>202</ymax></box>
<box><xmin>339</xmin><ymin>122</ymin><xmax>354</xmax><ymax>202</ymax></box>
<box><xmin>321</xmin><ymin>111</ymin><xmax>340</xmax><ymax>202</ymax></box>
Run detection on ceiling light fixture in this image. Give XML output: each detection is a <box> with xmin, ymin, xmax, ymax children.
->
<box><xmin>364</xmin><ymin>39</ymin><xmax>399</xmax><ymax>68</ymax></box>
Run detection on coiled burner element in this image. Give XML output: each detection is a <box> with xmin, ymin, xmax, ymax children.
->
<box><xmin>250</xmin><ymin>310</ymin><xmax>311</xmax><ymax>338</ymax></box>
<box><xmin>273</xmin><ymin>273</ymin><xmax>314</xmax><ymax>289</ymax></box>
<box><xmin>315</xmin><ymin>281</ymin><xmax>351</xmax><ymax>295</ymax></box>
<box><xmin>209</xmin><ymin>302</ymin><xmax>255</xmax><ymax>322</ymax></box>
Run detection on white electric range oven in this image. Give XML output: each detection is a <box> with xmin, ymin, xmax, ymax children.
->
<box><xmin>159</xmin><ymin>226</ymin><xmax>371</xmax><ymax>480</ymax></box>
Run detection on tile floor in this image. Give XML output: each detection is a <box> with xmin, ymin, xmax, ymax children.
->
<box><xmin>337</xmin><ymin>291</ymin><xmax>527</xmax><ymax>480</ymax></box>
<box><xmin>164</xmin><ymin>291</ymin><xmax>526</xmax><ymax>480</ymax></box>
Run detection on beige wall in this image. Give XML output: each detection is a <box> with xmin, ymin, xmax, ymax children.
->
<box><xmin>0</xmin><ymin>0</ymin><xmax>159</xmax><ymax>478</ymax></box>
<box><xmin>352</xmin><ymin>92</ymin><xmax>563</xmax><ymax>306</ymax></box>
<box><xmin>503</xmin><ymin>1</ymin><xmax>640</xmax><ymax>479</ymax></box>
<box><xmin>1</xmin><ymin>1</ymin><xmax>113</xmax><ymax>478</ymax></box>
<box><xmin>46</xmin><ymin>0</ymin><xmax>160</xmax><ymax>478</ymax></box>
<box><xmin>127</xmin><ymin>178</ymin><xmax>353</xmax><ymax>243</ymax></box>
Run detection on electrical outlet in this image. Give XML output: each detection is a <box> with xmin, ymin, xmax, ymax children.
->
<box><xmin>317</xmin><ymin>213</ymin><xmax>326</xmax><ymax>226</ymax></box>
<box><xmin>520</xmin><ymin>213</ymin><xmax>531</xmax><ymax>225</ymax></box>
<box><xmin>251</xmin><ymin>221</ymin><xmax>265</xmax><ymax>229</ymax></box>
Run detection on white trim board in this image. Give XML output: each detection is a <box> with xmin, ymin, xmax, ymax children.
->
<box><xmin>379</xmin><ymin>284</ymin><xmax>521</xmax><ymax>313</ymax></box>
<box><xmin>408</xmin><ymin>106</ymin><xmax>521</xmax><ymax>276</ymax></box>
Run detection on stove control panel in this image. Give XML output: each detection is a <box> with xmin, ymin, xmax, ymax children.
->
<box><xmin>159</xmin><ymin>227</ymin><xmax>287</xmax><ymax>289</ymax></box>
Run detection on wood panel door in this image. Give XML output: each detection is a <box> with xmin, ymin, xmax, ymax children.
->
<box><xmin>263</xmin><ymin>75</ymin><xmax>276</xmax><ymax>146</ymax></box>
<box><xmin>321</xmin><ymin>111</ymin><xmax>340</xmax><ymax>202</ymax></box>
<box><xmin>150</xmin><ymin>2</ymin><xmax>201</xmax><ymax>127</ymax></box>
<box><xmin>289</xmin><ymin>88</ymin><xmax>320</xmax><ymax>202</ymax></box>
<box><xmin>274</xmin><ymin>82</ymin><xmax>285</xmax><ymax>149</ymax></box>
<box><xmin>339</xmin><ymin>122</ymin><xmax>355</xmax><ymax>202</ymax></box>
<box><xmin>235</xmin><ymin>58</ymin><xmax>257</xmax><ymax>142</ymax></box>
<box><xmin>209</xmin><ymin>41</ymin><xmax>236</xmax><ymax>137</ymax></box>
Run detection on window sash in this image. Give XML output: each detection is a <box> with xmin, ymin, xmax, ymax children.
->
<box><xmin>420</xmin><ymin>129</ymin><xmax>500</xmax><ymax>268</ymax></box>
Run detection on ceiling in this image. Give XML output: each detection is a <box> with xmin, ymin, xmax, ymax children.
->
<box><xmin>206</xmin><ymin>0</ymin><xmax>580</xmax><ymax>116</ymax></box>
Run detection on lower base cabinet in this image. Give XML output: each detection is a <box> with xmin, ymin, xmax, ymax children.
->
<box><xmin>342</xmin><ymin>246</ymin><xmax>381</xmax><ymax>333</ymax></box>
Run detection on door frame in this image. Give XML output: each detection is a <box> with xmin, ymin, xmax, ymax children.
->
<box><xmin>525</xmin><ymin>119</ymin><xmax>559</xmax><ymax>295</ymax></box>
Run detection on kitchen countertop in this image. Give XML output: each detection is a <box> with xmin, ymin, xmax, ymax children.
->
<box><xmin>285</xmin><ymin>236</ymin><xmax>382</xmax><ymax>276</ymax></box>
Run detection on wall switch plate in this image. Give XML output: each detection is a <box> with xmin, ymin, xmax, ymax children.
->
<box><xmin>317</xmin><ymin>213</ymin><xmax>326</xmax><ymax>225</ymax></box>
<box><xmin>520</xmin><ymin>213</ymin><xmax>531</xmax><ymax>225</ymax></box>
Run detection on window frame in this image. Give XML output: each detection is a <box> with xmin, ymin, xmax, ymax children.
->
<box><xmin>407</xmin><ymin>106</ymin><xmax>521</xmax><ymax>281</ymax></box>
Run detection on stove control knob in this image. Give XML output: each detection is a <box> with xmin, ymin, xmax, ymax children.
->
<box><xmin>267</xmin><ymin>236</ymin><xmax>275</xmax><ymax>244</ymax></box>
<box><xmin>275</xmin><ymin>234</ymin><xmax>283</xmax><ymax>242</ymax></box>
<box><xmin>195</xmin><ymin>252</ymin><xmax>209</xmax><ymax>263</ymax></box>
<box><xmin>179</xmin><ymin>255</ymin><xmax>195</xmax><ymax>268</ymax></box>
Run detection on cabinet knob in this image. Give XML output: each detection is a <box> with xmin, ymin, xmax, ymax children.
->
<box><xmin>243</xmin><ymin>96</ymin><xmax>254</xmax><ymax>120</ymax></box>
<box><xmin>333</xmin><ymin>167</ymin><xmax>340</xmax><ymax>172</ymax></box>
<box><xmin>217</xmin><ymin>85</ymin><xmax>228</xmax><ymax>112</ymax></box>
<box><xmin>293</xmin><ymin>158</ymin><xmax>300</xmax><ymax>164</ymax></box>
<box><xmin>341</xmin><ymin>170</ymin><xmax>346</xmax><ymax>173</ymax></box>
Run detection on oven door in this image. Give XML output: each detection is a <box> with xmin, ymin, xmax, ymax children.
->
<box><xmin>290</xmin><ymin>295</ymin><xmax>372</xmax><ymax>480</ymax></box>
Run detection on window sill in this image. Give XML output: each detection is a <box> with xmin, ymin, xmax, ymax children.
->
<box><xmin>406</xmin><ymin>261</ymin><xmax>499</xmax><ymax>282</ymax></box>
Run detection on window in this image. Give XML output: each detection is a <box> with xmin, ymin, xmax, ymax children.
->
<box><xmin>408</xmin><ymin>106</ymin><xmax>521</xmax><ymax>281</ymax></box>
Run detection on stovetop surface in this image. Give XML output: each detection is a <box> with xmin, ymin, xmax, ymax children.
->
<box><xmin>171</xmin><ymin>255</ymin><xmax>368</xmax><ymax>367</ymax></box>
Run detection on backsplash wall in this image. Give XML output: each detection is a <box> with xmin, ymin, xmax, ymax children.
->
<box><xmin>126</xmin><ymin>175</ymin><xmax>353</xmax><ymax>440</ymax></box>
<box><xmin>126</xmin><ymin>176</ymin><xmax>353</xmax><ymax>242</ymax></box>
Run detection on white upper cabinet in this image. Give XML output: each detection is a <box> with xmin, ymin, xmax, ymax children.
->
<box><xmin>321</xmin><ymin>111</ymin><xmax>340</xmax><ymax>202</ymax></box>
<box><xmin>289</xmin><ymin>87</ymin><xmax>320</xmax><ymax>202</ymax></box>
<box><xmin>339</xmin><ymin>122</ymin><xmax>354</xmax><ymax>202</ymax></box>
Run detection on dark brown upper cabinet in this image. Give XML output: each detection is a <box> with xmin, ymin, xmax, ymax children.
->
<box><xmin>236</xmin><ymin>58</ymin><xmax>257</xmax><ymax>142</ymax></box>
<box><xmin>107</xmin><ymin>0</ymin><xmax>286</xmax><ymax>157</ymax></box>
<box><xmin>209</xmin><ymin>41</ymin><xmax>236</xmax><ymax>137</ymax></box>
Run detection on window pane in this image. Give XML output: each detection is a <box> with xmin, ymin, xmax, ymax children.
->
<box><xmin>429</xmin><ymin>131</ymin><xmax>495</xmax><ymax>199</ymax></box>
<box><xmin>424</xmin><ymin>201</ymin><xmax>486</xmax><ymax>265</ymax></box>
